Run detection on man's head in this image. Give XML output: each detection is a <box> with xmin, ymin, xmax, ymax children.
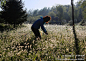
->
<box><xmin>43</xmin><ymin>16</ymin><xmax>51</xmax><ymax>23</ymax></box>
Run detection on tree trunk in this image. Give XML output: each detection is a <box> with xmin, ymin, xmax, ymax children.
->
<box><xmin>71</xmin><ymin>0</ymin><xmax>79</xmax><ymax>60</ymax></box>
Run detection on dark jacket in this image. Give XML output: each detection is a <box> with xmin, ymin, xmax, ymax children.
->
<box><xmin>32</xmin><ymin>17</ymin><xmax>47</xmax><ymax>33</ymax></box>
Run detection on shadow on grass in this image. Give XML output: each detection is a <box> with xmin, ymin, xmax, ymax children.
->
<box><xmin>2</xmin><ymin>36</ymin><xmax>38</xmax><ymax>61</ymax></box>
<box><xmin>15</xmin><ymin>36</ymin><xmax>38</xmax><ymax>55</ymax></box>
<box><xmin>0</xmin><ymin>24</ymin><xmax>26</xmax><ymax>32</ymax></box>
<box><xmin>0</xmin><ymin>25</ymin><xmax>10</xmax><ymax>32</ymax></box>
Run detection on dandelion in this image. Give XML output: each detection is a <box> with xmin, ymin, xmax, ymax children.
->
<box><xmin>26</xmin><ymin>38</ymin><xmax>28</xmax><ymax>41</ymax></box>
<box><xmin>25</xmin><ymin>46</ymin><xmax>27</xmax><ymax>49</ymax></box>
<box><xmin>18</xmin><ymin>43</ymin><xmax>20</xmax><ymax>46</ymax></box>
<box><xmin>66</xmin><ymin>48</ymin><xmax>69</xmax><ymax>52</ymax></box>
<box><xmin>16</xmin><ymin>51</ymin><xmax>22</xmax><ymax>56</ymax></box>
<box><xmin>26</xmin><ymin>43</ymin><xmax>29</xmax><ymax>45</ymax></box>
<box><xmin>24</xmin><ymin>43</ymin><xmax>26</xmax><ymax>45</ymax></box>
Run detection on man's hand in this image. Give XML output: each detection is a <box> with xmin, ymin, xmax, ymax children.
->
<box><xmin>45</xmin><ymin>32</ymin><xmax>48</xmax><ymax>35</ymax></box>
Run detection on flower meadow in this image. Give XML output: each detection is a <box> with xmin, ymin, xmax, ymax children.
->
<box><xmin>0</xmin><ymin>24</ymin><xmax>86</xmax><ymax>61</ymax></box>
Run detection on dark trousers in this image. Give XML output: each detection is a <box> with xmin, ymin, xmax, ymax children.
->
<box><xmin>31</xmin><ymin>26</ymin><xmax>41</xmax><ymax>39</ymax></box>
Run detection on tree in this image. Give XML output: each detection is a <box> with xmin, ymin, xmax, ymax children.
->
<box><xmin>71</xmin><ymin>0</ymin><xmax>79</xmax><ymax>60</ymax></box>
<box><xmin>81</xmin><ymin>1</ymin><xmax>86</xmax><ymax>20</ymax></box>
<box><xmin>75</xmin><ymin>3</ymin><xmax>83</xmax><ymax>22</ymax></box>
<box><xmin>27</xmin><ymin>9</ymin><xmax>33</xmax><ymax>17</ymax></box>
<box><xmin>48</xmin><ymin>11</ymin><xmax>56</xmax><ymax>23</ymax></box>
<box><xmin>56</xmin><ymin>5</ymin><xmax>63</xmax><ymax>24</ymax></box>
<box><xmin>33</xmin><ymin>9</ymin><xmax>38</xmax><ymax>16</ymax></box>
<box><xmin>0</xmin><ymin>0</ymin><xmax>27</xmax><ymax>27</ymax></box>
<box><xmin>51</xmin><ymin>6</ymin><xmax>57</xmax><ymax>14</ymax></box>
<box><xmin>68</xmin><ymin>6</ymin><xmax>72</xmax><ymax>20</ymax></box>
<box><xmin>48</xmin><ymin>11</ymin><xmax>56</xmax><ymax>17</ymax></box>
<box><xmin>0</xmin><ymin>0</ymin><xmax>6</xmax><ymax>8</ymax></box>
<box><xmin>79</xmin><ymin>0</ymin><xmax>86</xmax><ymax>20</ymax></box>
<box><xmin>63</xmin><ymin>5</ymin><xmax>71</xmax><ymax>23</ymax></box>
<box><xmin>38</xmin><ymin>7</ymin><xmax>49</xmax><ymax>16</ymax></box>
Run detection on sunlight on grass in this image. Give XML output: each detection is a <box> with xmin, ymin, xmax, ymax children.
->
<box><xmin>0</xmin><ymin>24</ymin><xmax>86</xmax><ymax>61</ymax></box>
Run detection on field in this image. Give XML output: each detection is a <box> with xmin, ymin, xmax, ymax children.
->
<box><xmin>0</xmin><ymin>24</ymin><xmax>86</xmax><ymax>61</ymax></box>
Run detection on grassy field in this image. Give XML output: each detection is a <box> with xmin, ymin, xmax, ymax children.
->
<box><xmin>0</xmin><ymin>24</ymin><xmax>86</xmax><ymax>61</ymax></box>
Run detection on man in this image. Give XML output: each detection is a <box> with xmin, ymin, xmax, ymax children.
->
<box><xmin>31</xmin><ymin>16</ymin><xmax>51</xmax><ymax>39</ymax></box>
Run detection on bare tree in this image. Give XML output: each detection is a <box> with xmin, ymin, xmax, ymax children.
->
<box><xmin>71</xmin><ymin>0</ymin><xmax>80</xmax><ymax>60</ymax></box>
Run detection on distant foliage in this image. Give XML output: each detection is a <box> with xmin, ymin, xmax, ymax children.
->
<box><xmin>0</xmin><ymin>0</ymin><xmax>85</xmax><ymax>25</ymax></box>
<box><xmin>26</xmin><ymin>4</ymin><xmax>83</xmax><ymax>25</ymax></box>
<box><xmin>76</xmin><ymin>0</ymin><xmax>86</xmax><ymax>25</ymax></box>
<box><xmin>80</xmin><ymin>0</ymin><xmax>86</xmax><ymax>20</ymax></box>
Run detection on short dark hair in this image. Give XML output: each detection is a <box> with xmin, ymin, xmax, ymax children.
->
<box><xmin>43</xmin><ymin>16</ymin><xmax>51</xmax><ymax>22</ymax></box>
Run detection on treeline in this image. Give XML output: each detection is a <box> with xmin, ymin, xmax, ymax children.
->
<box><xmin>26</xmin><ymin>3</ymin><xmax>85</xmax><ymax>25</ymax></box>
<box><xmin>0</xmin><ymin>0</ymin><xmax>86</xmax><ymax>27</ymax></box>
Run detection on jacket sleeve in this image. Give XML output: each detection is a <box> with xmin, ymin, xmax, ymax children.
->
<box><xmin>40</xmin><ymin>20</ymin><xmax>47</xmax><ymax>33</ymax></box>
<box><xmin>41</xmin><ymin>25</ymin><xmax>47</xmax><ymax>33</ymax></box>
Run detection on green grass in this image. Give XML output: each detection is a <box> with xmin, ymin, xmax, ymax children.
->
<box><xmin>0</xmin><ymin>24</ymin><xmax>86</xmax><ymax>61</ymax></box>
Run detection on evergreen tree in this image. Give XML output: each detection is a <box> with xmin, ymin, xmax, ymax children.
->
<box><xmin>0</xmin><ymin>0</ymin><xmax>27</xmax><ymax>27</ymax></box>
